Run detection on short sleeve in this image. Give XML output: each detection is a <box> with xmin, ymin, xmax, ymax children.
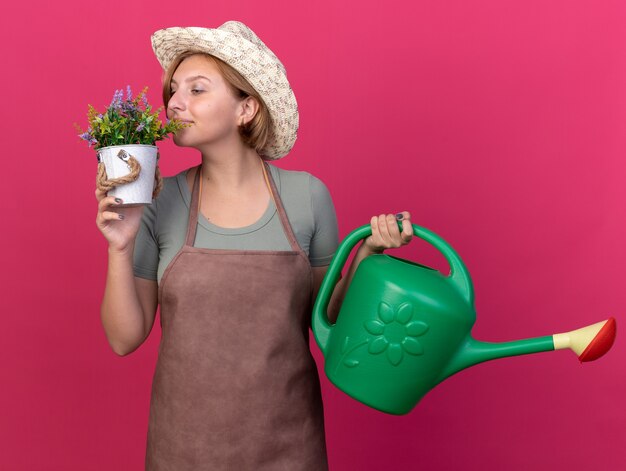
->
<box><xmin>133</xmin><ymin>202</ymin><xmax>159</xmax><ymax>280</ymax></box>
<box><xmin>308</xmin><ymin>175</ymin><xmax>339</xmax><ymax>267</ymax></box>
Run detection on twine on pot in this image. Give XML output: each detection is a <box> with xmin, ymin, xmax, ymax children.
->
<box><xmin>96</xmin><ymin>149</ymin><xmax>162</xmax><ymax>199</ymax></box>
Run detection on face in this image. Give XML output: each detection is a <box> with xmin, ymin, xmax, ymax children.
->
<box><xmin>166</xmin><ymin>54</ymin><xmax>245</xmax><ymax>149</ymax></box>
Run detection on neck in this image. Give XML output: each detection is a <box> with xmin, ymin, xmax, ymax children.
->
<box><xmin>198</xmin><ymin>142</ymin><xmax>264</xmax><ymax>190</ymax></box>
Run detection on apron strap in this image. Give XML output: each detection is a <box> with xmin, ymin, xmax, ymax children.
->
<box><xmin>185</xmin><ymin>167</ymin><xmax>202</xmax><ymax>247</ymax></box>
<box><xmin>261</xmin><ymin>162</ymin><xmax>304</xmax><ymax>253</ymax></box>
<box><xmin>184</xmin><ymin>160</ymin><xmax>305</xmax><ymax>254</ymax></box>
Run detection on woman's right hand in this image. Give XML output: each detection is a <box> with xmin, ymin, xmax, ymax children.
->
<box><xmin>95</xmin><ymin>188</ymin><xmax>145</xmax><ymax>253</ymax></box>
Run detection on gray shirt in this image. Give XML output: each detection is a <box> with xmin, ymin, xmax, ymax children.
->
<box><xmin>133</xmin><ymin>164</ymin><xmax>339</xmax><ymax>282</ymax></box>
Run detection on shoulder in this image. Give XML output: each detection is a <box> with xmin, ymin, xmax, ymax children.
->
<box><xmin>268</xmin><ymin>165</ymin><xmax>336</xmax><ymax>236</ymax></box>
<box><xmin>142</xmin><ymin>167</ymin><xmax>190</xmax><ymax>222</ymax></box>
<box><xmin>165</xmin><ymin>167</ymin><xmax>190</xmax><ymax>189</ymax></box>
<box><xmin>268</xmin><ymin>164</ymin><xmax>332</xmax><ymax>199</ymax></box>
<box><xmin>154</xmin><ymin>167</ymin><xmax>192</xmax><ymax>201</ymax></box>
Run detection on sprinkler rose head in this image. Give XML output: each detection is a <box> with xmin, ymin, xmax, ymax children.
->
<box><xmin>578</xmin><ymin>317</ymin><xmax>616</xmax><ymax>362</ymax></box>
<box><xmin>552</xmin><ymin>317</ymin><xmax>617</xmax><ymax>363</ymax></box>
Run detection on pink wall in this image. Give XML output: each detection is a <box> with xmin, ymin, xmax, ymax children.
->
<box><xmin>1</xmin><ymin>0</ymin><xmax>624</xmax><ymax>469</ymax></box>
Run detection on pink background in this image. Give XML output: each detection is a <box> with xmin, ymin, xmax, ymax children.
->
<box><xmin>1</xmin><ymin>0</ymin><xmax>624</xmax><ymax>469</ymax></box>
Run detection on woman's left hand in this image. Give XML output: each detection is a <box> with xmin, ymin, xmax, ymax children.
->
<box><xmin>363</xmin><ymin>211</ymin><xmax>413</xmax><ymax>254</ymax></box>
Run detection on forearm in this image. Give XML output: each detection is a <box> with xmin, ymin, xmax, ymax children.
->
<box><xmin>101</xmin><ymin>245</ymin><xmax>148</xmax><ymax>355</ymax></box>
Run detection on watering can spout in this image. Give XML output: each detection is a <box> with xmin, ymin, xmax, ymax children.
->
<box><xmin>438</xmin><ymin>336</ymin><xmax>554</xmax><ymax>383</ymax></box>
<box><xmin>438</xmin><ymin>318</ymin><xmax>617</xmax><ymax>383</ymax></box>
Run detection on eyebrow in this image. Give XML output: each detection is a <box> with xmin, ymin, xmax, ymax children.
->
<box><xmin>170</xmin><ymin>75</ymin><xmax>212</xmax><ymax>85</ymax></box>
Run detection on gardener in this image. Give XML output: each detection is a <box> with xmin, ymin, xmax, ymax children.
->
<box><xmin>95</xmin><ymin>21</ymin><xmax>413</xmax><ymax>470</ymax></box>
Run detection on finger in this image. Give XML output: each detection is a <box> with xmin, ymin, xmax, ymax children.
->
<box><xmin>386</xmin><ymin>214</ymin><xmax>403</xmax><ymax>247</ymax></box>
<box><xmin>397</xmin><ymin>211</ymin><xmax>413</xmax><ymax>243</ymax></box>
<box><xmin>395</xmin><ymin>211</ymin><xmax>411</xmax><ymax>224</ymax></box>
<box><xmin>370</xmin><ymin>215</ymin><xmax>381</xmax><ymax>241</ymax></box>
<box><xmin>400</xmin><ymin>219</ymin><xmax>413</xmax><ymax>243</ymax></box>
<box><xmin>377</xmin><ymin>214</ymin><xmax>393</xmax><ymax>243</ymax></box>
<box><xmin>365</xmin><ymin>215</ymin><xmax>384</xmax><ymax>252</ymax></box>
<box><xmin>387</xmin><ymin>214</ymin><xmax>401</xmax><ymax>236</ymax></box>
<box><xmin>95</xmin><ymin>187</ymin><xmax>108</xmax><ymax>202</ymax></box>
<box><xmin>99</xmin><ymin>211</ymin><xmax>125</xmax><ymax>223</ymax></box>
<box><xmin>98</xmin><ymin>195</ymin><xmax>123</xmax><ymax>213</ymax></box>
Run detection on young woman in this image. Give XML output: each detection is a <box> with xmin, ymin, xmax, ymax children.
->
<box><xmin>95</xmin><ymin>21</ymin><xmax>413</xmax><ymax>470</ymax></box>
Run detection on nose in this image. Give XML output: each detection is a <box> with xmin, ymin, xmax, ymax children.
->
<box><xmin>167</xmin><ymin>90</ymin><xmax>185</xmax><ymax>118</ymax></box>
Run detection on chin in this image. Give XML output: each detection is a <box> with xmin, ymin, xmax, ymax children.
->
<box><xmin>173</xmin><ymin>127</ymin><xmax>209</xmax><ymax>149</ymax></box>
<box><xmin>173</xmin><ymin>133</ymin><xmax>196</xmax><ymax>148</ymax></box>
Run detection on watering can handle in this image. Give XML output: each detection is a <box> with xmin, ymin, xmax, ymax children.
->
<box><xmin>312</xmin><ymin>223</ymin><xmax>475</xmax><ymax>353</ymax></box>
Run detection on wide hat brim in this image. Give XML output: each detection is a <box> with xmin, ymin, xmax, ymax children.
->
<box><xmin>151</xmin><ymin>22</ymin><xmax>298</xmax><ymax>160</ymax></box>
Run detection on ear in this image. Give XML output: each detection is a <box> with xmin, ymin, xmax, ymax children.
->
<box><xmin>239</xmin><ymin>96</ymin><xmax>260</xmax><ymax>125</ymax></box>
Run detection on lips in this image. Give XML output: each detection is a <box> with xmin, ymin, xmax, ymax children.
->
<box><xmin>171</xmin><ymin>116</ymin><xmax>194</xmax><ymax>123</ymax></box>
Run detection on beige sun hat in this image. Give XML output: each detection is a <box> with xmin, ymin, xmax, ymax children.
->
<box><xmin>151</xmin><ymin>21</ymin><xmax>298</xmax><ymax>160</ymax></box>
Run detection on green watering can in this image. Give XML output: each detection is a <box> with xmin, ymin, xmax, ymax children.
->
<box><xmin>312</xmin><ymin>224</ymin><xmax>616</xmax><ymax>415</ymax></box>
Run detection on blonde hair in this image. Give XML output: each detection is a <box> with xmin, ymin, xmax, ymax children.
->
<box><xmin>162</xmin><ymin>52</ymin><xmax>272</xmax><ymax>154</ymax></box>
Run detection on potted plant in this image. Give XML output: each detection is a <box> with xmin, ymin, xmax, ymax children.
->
<box><xmin>76</xmin><ymin>86</ymin><xmax>188</xmax><ymax>206</ymax></box>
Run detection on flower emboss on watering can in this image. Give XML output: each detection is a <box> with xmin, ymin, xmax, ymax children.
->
<box><xmin>312</xmin><ymin>224</ymin><xmax>616</xmax><ymax>415</ymax></box>
<box><xmin>365</xmin><ymin>301</ymin><xmax>429</xmax><ymax>365</ymax></box>
<box><xmin>338</xmin><ymin>301</ymin><xmax>429</xmax><ymax>370</ymax></box>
